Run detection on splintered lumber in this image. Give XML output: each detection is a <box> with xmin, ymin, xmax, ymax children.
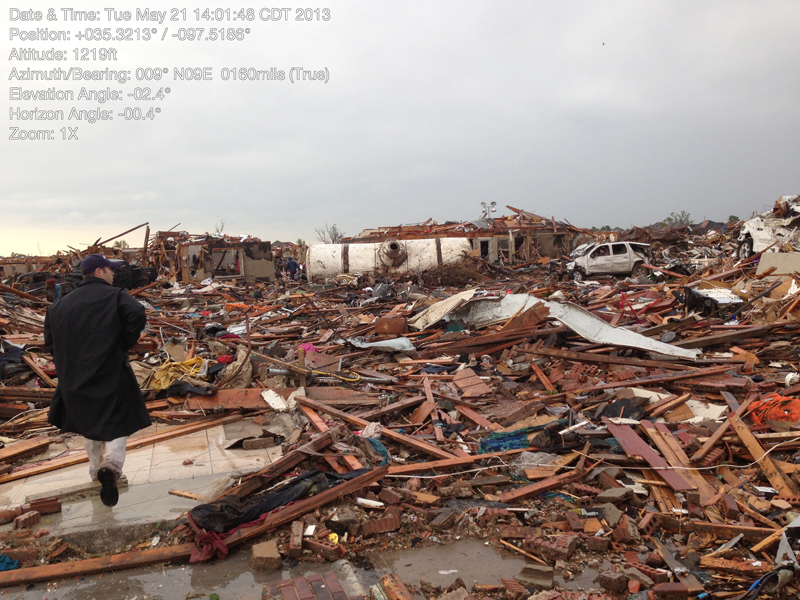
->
<box><xmin>296</xmin><ymin>395</ymin><xmax>457</xmax><ymax>460</ymax></box>
<box><xmin>604</xmin><ymin>420</ymin><xmax>694</xmax><ymax>492</ymax></box>
<box><xmin>673</xmin><ymin>325</ymin><xmax>772</xmax><ymax>349</ymax></box>
<box><xmin>381</xmin><ymin>573</ymin><xmax>415</xmax><ymax>600</ymax></box>
<box><xmin>496</xmin><ymin>468</ymin><xmax>585</xmax><ymax>503</ymax></box>
<box><xmin>0</xmin><ymin>435</ymin><xmax>52</xmax><ymax>464</ymax></box>
<box><xmin>645</xmin><ymin>393</ymin><xmax>691</xmax><ymax>418</ymax></box>
<box><xmin>387</xmin><ymin>448</ymin><xmax>528</xmax><ymax>475</ymax></box>
<box><xmin>186</xmin><ymin>388</ymin><xmax>267</xmax><ymax>410</ymax></box>
<box><xmin>0</xmin><ymin>387</ymin><xmax>56</xmax><ymax>402</ymax></box>
<box><xmin>728</xmin><ymin>413</ymin><xmax>800</xmax><ymax>496</ymax></box>
<box><xmin>691</xmin><ymin>394</ymin><xmax>756</xmax><ymax>462</ymax></box>
<box><xmin>456</xmin><ymin>404</ymin><xmax>502</xmax><ymax>431</ymax></box>
<box><xmin>453</xmin><ymin>368</ymin><xmax>493</xmax><ymax>397</ymax></box>
<box><xmin>299</xmin><ymin>404</ymin><xmax>363</xmax><ymax>472</ymax></box>
<box><xmin>530</xmin><ymin>362</ymin><xmax>556</xmax><ymax>392</ymax></box>
<box><xmin>410</xmin><ymin>378</ymin><xmax>437</xmax><ymax>424</ymax></box>
<box><xmin>0</xmin><ymin>282</ymin><xmax>49</xmax><ymax>304</ymax></box>
<box><xmin>0</xmin><ymin>466</ymin><xmax>387</xmax><ymax>588</ymax></box>
<box><xmin>750</xmin><ymin>528</ymin><xmax>786</xmax><ymax>553</ymax></box>
<box><xmin>22</xmin><ymin>355</ymin><xmax>56</xmax><ymax>388</ymax></box>
<box><xmin>570</xmin><ymin>364</ymin><xmax>735</xmax><ymax>395</ymax></box>
<box><xmin>0</xmin><ymin>414</ymin><xmax>243</xmax><ymax>485</ymax></box>
<box><xmin>357</xmin><ymin>395</ymin><xmax>425</xmax><ymax>420</ymax></box>
<box><xmin>530</xmin><ymin>346</ymin><xmax>690</xmax><ymax>371</ymax></box>
<box><xmin>640</xmin><ymin>421</ymin><xmax>717</xmax><ymax>504</ymax></box>
<box><xmin>224</xmin><ymin>431</ymin><xmax>334</xmax><ymax>499</ymax></box>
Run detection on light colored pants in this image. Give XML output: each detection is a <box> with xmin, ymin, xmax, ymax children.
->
<box><xmin>85</xmin><ymin>437</ymin><xmax>127</xmax><ymax>481</ymax></box>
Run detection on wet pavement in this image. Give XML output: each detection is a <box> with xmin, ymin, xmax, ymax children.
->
<box><xmin>0</xmin><ymin>538</ymin><xmax>610</xmax><ymax>600</ymax></box>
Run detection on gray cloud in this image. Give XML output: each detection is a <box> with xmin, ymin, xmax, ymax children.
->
<box><xmin>3</xmin><ymin>1</ymin><xmax>800</xmax><ymax>254</ymax></box>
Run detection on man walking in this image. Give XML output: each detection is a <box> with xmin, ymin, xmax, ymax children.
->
<box><xmin>45</xmin><ymin>254</ymin><xmax>152</xmax><ymax>507</ymax></box>
<box><xmin>286</xmin><ymin>257</ymin><xmax>299</xmax><ymax>281</ymax></box>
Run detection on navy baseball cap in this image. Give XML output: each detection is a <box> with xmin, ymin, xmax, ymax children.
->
<box><xmin>80</xmin><ymin>253</ymin><xmax>125</xmax><ymax>275</ymax></box>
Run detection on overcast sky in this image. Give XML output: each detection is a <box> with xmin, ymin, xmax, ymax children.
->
<box><xmin>3</xmin><ymin>1</ymin><xmax>800</xmax><ymax>255</ymax></box>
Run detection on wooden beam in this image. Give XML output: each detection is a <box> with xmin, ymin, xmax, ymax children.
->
<box><xmin>690</xmin><ymin>394</ymin><xmax>756</xmax><ymax>462</ymax></box>
<box><xmin>728</xmin><ymin>413</ymin><xmax>799</xmax><ymax>496</ymax></box>
<box><xmin>356</xmin><ymin>395</ymin><xmax>425</xmax><ymax>420</ymax></box>
<box><xmin>223</xmin><ymin>431</ymin><xmax>334</xmax><ymax>499</ymax></box>
<box><xmin>296</xmin><ymin>396</ymin><xmax>456</xmax><ymax>460</ymax></box>
<box><xmin>0</xmin><ymin>435</ymin><xmax>51</xmax><ymax>464</ymax></box>
<box><xmin>604</xmin><ymin>419</ymin><xmax>694</xmax><ymax>492</ymax></box>
<box><xmin>387</xmin><ymin>448</ymin><xmax>529</xmax><ymax>475</ymax></box>
<box><xmin>496</xmin><ymin>468</ymin><xmax>585</xmax><ymax>503</ymax></box>
<box><xmin>298</xmin><ymin>405</ymin><xmax>363</xmax><ymax>472</ymax></box>
<box><xmin>529</xmin><ymin>346</ymin><xmax>690</xmax><ymax>371</ymax></box>
<box><xmin>22</xmin><ymin>355</ymin><xmax>56</xmax><ymax>388</ymax></box>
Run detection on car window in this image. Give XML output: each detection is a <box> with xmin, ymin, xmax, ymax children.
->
<box><xmin>591</xmin><ymin>245</ymin><xmax>610</xmax><ymax>258</ymax></box>
<box><xmin>612</xmin><ymin>244</ymin><xmax>628</xmax><ymax>255</ymax></box>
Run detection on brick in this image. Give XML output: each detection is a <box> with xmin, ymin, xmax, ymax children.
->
<box><xmin>595</xmin><ymin>487</ymin><xmax>633</xmax><ymax>504</ymax></box>
<box><xmin>612</xmin><ymin>515</ymin><xmax>640</xmax><ymax>544</ymax></box>
<box><xmin>566</xmin><ymin>512</ymin><xmax>583</xmax><ymax>532</ymax></box>
<box><xmin>288</xmin><ymin>521</ymin><xmax>303</xmax><ymax>559</ymax></box>
<box><xmin>308</xmin><ymin>573</ymin><xmax>333</xmax><ymax>600</ymax></box>
<box><xmin>21</xmin><ymin>497</ymin><xmax>61</xmax><ymax>515</ymax></box>
<box><xmin>638</xmin><ymin>512</ymin><xmax>657</xmax><ymax>537</ymax></box>
<box><xmin>12</xmin><ymin>511</ymin><xmax>40</xmax><ymax>529</ymax></box>
<box><xmin>379</xmin><ymin>487</ymin><xmax>404</xmax><ymax>505</ymax></box>
<box><xmin>720</xmin><ymin>494</ymin><xmax>740</xmax><ymax>519</ymax></box>
<box><xmin>243</xmin><ymin>437</ymin><xmax>276</xmax><ymax>450</ymax></box>
<box><xmin>0</xmin><ymin>548</ymin><xmax>38</xmax><ymax>563</ymax></box>
<box><xmin>251</xmin><ymin>539</ymin><xmax>282</xmax><ymax>571</ymax></box>
<box><xmin>567</xmin><ymin>483</ymin><xmax>603</xmax><ymax>496</ymax></box>
<box><xmin>516</xmin><ymin>563</ymin><xmax>554</xmax><ymax>591</ymax></box>
<box><xmin>499</xmin><ymin>526</ymin><xmax>538</xmax><ymax>539</ymax></box>
<box><xmin>302</xmin><ymin>538</ymin><xmax>346</xmax><ymax>562</ymax></box>
<box><xmin>596</xmin><ymin>471</ymin><xmax>623</xmax><ymax>490</ymax></box>
<box><xmin>625</xmin><ymin>557</ymin><xmax>670</xmax><ymax>584</ymax></box>
<box><xmin>500</xmin><ymin>578</ymin><xmax>527</xmax><ymax>600</ymax></box>
<box><xmin>653</xmin><ymin>582</ymin><xmax>688</xmax><ymax>600</ymax></box>
<box><xmin>293</xmin><ymin>577</ymin><xmax>315</xmax><ymax>600</ymax></box>
<box><xmin>598</xmin><ymin>571</ymin><xmax>628</xmax><ymax>593</ymax></box>
<box><xmin>523</xmin><ymin>532</ymin><xmax>581</xmax><ymax>561</ymax></box>
<box><xmin>646</xmin><ymin>552</ymin><xmax>665</xmax><ymax>567</ymax></box>
<box><xmin>583</xmin><ymin>534</ymin><xmax>610</xmax><ymax>552</ymax></box>
<box><xmin>402</xmin><ymin>503</ymin><xmax>436</xmax><ymax>522</ymax></box>
<box><xmin>360</xmin><ymin>513</ymin><xmax>401</xmax><ymax>537</ymax></box>
<box><xmin>279</xmin><ymin>581</ymin><xmax>299</xmax><ymax>600</ymax></box>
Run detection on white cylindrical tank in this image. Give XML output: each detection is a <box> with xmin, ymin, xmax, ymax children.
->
<box><xmin>306</xmin><ymin>238</ymin><xmax>473</xmax><ymax>281</ymax></box>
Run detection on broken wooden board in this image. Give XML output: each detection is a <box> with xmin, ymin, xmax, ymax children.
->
<box><xmin>387</xmin><ymin>448</ymin><xmax>528</xmax><ymax>475</ymax></box>
<box><xmin>691</xmin><ymin>394</ymin><xmax>756</xmax><ymax>462</ymax></box>
<box><xmin>357</xmin><ymin>395</ymin><xmax>425</xmax><ymax>420</ymax></box>
<box><xmin>186</xmin><ymin>388</ymin><xmax>267</xmax><ymax>410</ymax></box>
<box><xmin>453</xmin><ymin>368</ymin><xmax>493</xmax><ymax>397</ymax></box>
<box><xmin>0</xmin><ymin>435</ymin><xmax>51</xmax><ymax>464</ymax></box>
<box><xmin>603</xmin><ymin>419</ymin><xmax>694</xmax><ymax>492</ymax></box>
<box><xmin>496</xmin><ymin>468</ymin><xmax>585</xmax><ymax>503</ymax></box>
<box><xmin>298</xmin><ymin>404</ymin><xmax>363</xmax><ymax>473</ymax></box>
<box><xmin>523</xmin><ymin>451</ymin><xmax>579</xmax><ymax>480</ymax></box>
<box><xmin>728</xmin><ymin>412</ymin><xmax>800</xmax><ymax>496</ymax></box>
<box><xmin>410</xmin><ymin>378</ymin><xmax>437</xmax><ymax>424</ymax></box>
<box><xmin>296</xmin><ymin>396</ymin><xmax>456</xmax><ymax>460</ymax></box>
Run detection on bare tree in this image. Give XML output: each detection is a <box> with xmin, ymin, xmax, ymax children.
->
<box><xmin>214</xmin><ymin>220</ymin><xmax>225</xmax><ymax>234</ymax></box>
<box><xmin>112</xmin><ymin>240</ymin><xmax>129</xmax><ymax>249</ymax></box>
<box><xmin>314</xmin><ymin>223</ymin><xmax>345</xmax><ymax>244</ymax></box>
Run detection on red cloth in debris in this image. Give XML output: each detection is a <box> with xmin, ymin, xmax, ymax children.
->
<box><xmin>216</xmin><ymin>355</ymin><xmax>235</xmax><ymax>365</ymax></box>
<box><xmin>749</xmin><ymin>393</ymin><xmax>800</xmax><ymax>425</ymax></box>
<box><xmin>187</xmin><ymin>501</ymin><xmax>297</xmax><ymax>563</ymax></box>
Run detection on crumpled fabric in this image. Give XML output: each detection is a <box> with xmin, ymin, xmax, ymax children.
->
<box><xmin>220</xmin><ymin>346</ymin><xmax>252</xmax><ymax>390</ymax></box>
<box><xmin>152</xmin><ymin>357</ymin><xmax>207</xmax><ymax>391</ymax></box>
<box><xmin>359</xmin><ymin>422</ymin><xmax>383</xmax><ymax>438</ymax></box>
<box><xmin>750</xmin><ymin>393</ymin><xmax>800</xmax><ymax>425</ymax></box>
<box><xmin>0</xmin><ymin>555</ymin><xmax>19</xmax><ymax>571</ymax></box>
<box><xmin>478</xmin><ymin>420</ymin><xmax>566</xmax><ymax>454</ymax></box>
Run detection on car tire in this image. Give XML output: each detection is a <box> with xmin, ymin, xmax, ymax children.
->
<box><xmin>738</xmin><ymin>239</ymin><xmax>753</xmax><ymax>261</ymax></box>
<box><xmin>571</xmin><ymin>269</ymin><xmax>585</xmax><ymax>282</ymax></box>
<box><xmin>630</xmin><ymin>263</ymin><xmax>648</xmax><ymax>279</ymax></box>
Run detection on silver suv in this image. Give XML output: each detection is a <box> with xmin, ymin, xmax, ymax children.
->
<box><xmin>566</xmin><ymin>242</ymin><xmax>651</xmax><ymax>282</ymax></box>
